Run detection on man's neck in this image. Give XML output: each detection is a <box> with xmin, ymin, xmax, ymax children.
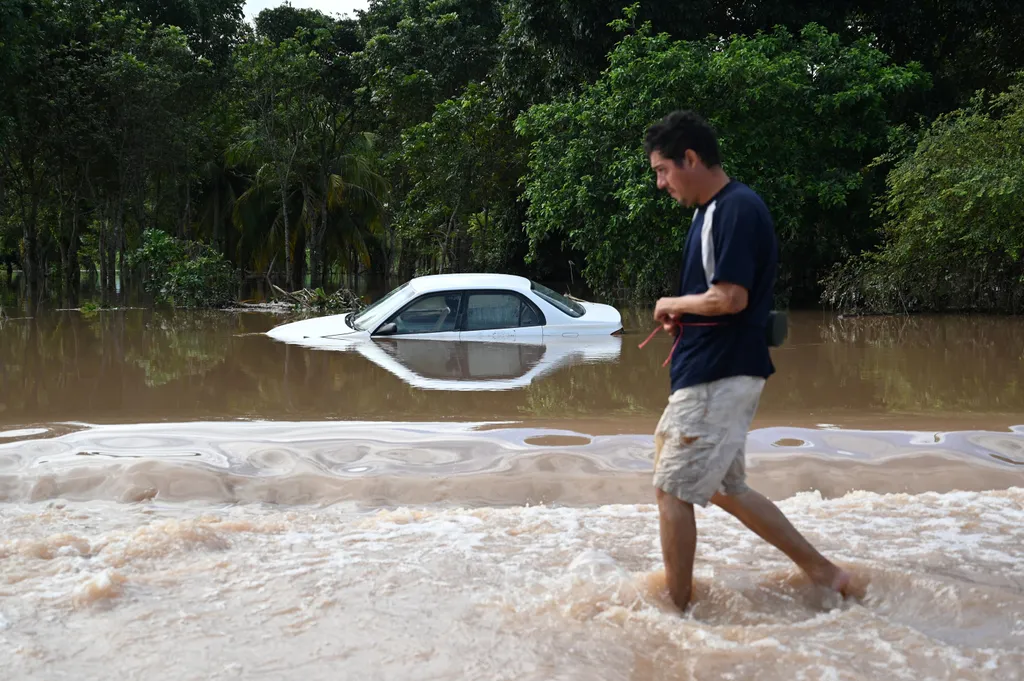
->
<box><xmin>695</xmin><ymin>168</ymin><xmax>731</xmax><ymax>207</ymax></box>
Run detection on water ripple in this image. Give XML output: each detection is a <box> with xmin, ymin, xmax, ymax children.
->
<box><xmin>0</xmin><ymin>421</ymin><xmax>1021</xmax><ymax>504</ymax></box>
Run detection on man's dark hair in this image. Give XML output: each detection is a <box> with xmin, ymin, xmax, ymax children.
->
<box><xmin>644</xmin><ymin>110</ymin><xmax>721</xmax><ymax>167</ymax></box>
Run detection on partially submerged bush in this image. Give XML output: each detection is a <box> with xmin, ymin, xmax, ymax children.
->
<box><xmin>129</xmin><ymin>230</ymin><xmax>237</xmax><ymax>308</ymax></box>
<box><xmin>822</xmin><ymin>251</ymin><xmax>1024</xmax><ymax>314</ymax></box>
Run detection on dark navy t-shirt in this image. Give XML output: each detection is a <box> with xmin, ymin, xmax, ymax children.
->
<box><xmin>669</xmin><ymin>180</ymin><xmax>777</xmax><ymax>392</ymax></box>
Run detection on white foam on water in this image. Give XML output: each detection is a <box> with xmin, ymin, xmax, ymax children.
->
<box><xmin>0</xmin><ymin>427</ymin><xmax>48</xmax><ymax>439</ymax></box>
<box><xmin>1</xmin><ymin>488</ymin><xmax>1022</xmax><ymax>680</ymax></box>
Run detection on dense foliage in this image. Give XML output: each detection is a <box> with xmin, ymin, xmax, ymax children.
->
<box><xmin>822</xmin><ymin>79</ymin><xmax>1024</xmax><ymax>313</ymax></box>
<box><xmin>518</xmin><ymin>18</ymin><xmax>926</xmax><ymax>303</ymax></box>
<box><xmin>2</xmin><ymin>0</ymin><xmax>1023</xmax><ymax>310</ymax></box>
<box><xmin>127</xmin><ymin>229</ymin><xmax>237</xmax><ymax>308</ymax></box>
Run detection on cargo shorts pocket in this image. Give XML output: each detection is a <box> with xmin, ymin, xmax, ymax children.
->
<box><xmin>653</xmin><ymin>420</ymin><xmax>729</xmax><ymax>506</ymax></box>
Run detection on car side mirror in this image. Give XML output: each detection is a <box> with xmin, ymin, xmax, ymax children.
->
<box><xmin>375</xmin><ymin>322</ymin><xmax>398</xmax><ymax>336</ymax></box>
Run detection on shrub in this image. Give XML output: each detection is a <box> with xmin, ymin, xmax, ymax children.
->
<box><xmin>129</xmin><ymin>230</ymin><xmax>238</xmax><ymax>308</ymax></box>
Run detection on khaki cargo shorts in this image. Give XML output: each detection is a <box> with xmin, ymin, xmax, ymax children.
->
<box><xmin>653</xmin><ymin>375</ymin><xmax>765</xmax><ymax>507</ymax></box>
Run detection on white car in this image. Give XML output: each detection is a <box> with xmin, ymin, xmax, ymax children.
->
<box><xmin>265</xmin><ymin>273</ymin><xmax>623</xmax><ymax>346</ymax></box>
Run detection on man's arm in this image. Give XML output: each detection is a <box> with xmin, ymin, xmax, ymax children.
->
<box><xmin>655</xmin><ymin>195</ymin><xmax>760</xmax><ymax>331</ymax></box>
<box><xmin>654</xmin><ymin>283</ymin><xmax>748</xmax><ymax>331</ymax></box>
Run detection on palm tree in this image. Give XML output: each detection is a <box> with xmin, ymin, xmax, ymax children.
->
<box><xmin>305</xmin><ymin>120</ymin><xmax>388</xmax><ymax>290</ymax></box>
<box><xmin>228</xmin><ymin>119</ymin><xmax>387</xmax><ymax>293</ymax></box>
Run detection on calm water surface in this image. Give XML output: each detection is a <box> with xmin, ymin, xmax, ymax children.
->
<box><xmin>2</xmin><ymin>309</ymin><xmax>1022</xmax><ymax>428</ymax></box>
<box><xmin>1</xmin><ymin>308</ymin><xmax>1022</xmax><ymax>680</ymax></box>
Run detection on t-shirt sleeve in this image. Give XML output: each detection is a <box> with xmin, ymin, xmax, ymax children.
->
<box><xmin>709</xmin><ymin>197</ymin><xmax>758</xmax><ymax>291</ymax></box>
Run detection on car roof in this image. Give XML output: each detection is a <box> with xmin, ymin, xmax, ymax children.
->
<box><xmin>408</xmin><ymin>273</ymin><xmax>532</xmax><ymax>294</ymax></box>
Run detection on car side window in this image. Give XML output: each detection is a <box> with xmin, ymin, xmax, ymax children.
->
<box><xmin>387</xmin><ymin>293</ymin><xmax>462</xmax><ymax>334</ymax></box>
<box><xmin>519</xmin><ymin>299</ymin><xmax>542</xmax><ymax>327</ymax></box>
<box><xmin>465</xmin><ymin>292</ymin><xmax>543</xmax><ymax>331</ymax></box>
<box><xmin>465</xmin><ymin>293</ymin><xmax>520</xmax><ymax>331</ymax></box>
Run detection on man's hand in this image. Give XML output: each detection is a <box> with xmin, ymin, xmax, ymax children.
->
<box><xmin>653</xmin><ymin>284</ymin><xmax>749</xmax><ymax>333</ymax></box>
<box><xmin>654</xmin><ymin>297</ymin><xmax>685</xmax><ymax>333</ymax></box>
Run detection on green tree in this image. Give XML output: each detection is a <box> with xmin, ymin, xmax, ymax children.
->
<box><xmin>231</xmin><ymin>35</ymin><xmax>320</xmax><ymax>288</ymax></box>
<box><xmin>848</xmin><ymin>0</ymin><xmax>1024</xmax><ymax>115</ymax></box>
<box><xmin>111</xmin><ymin>0</ymin><xmax>247</xmax><ymax>70</ymax></box>
<box><xmin>823</xmin><ymin>77</ymin><xmax>1024</xmax><ymax>314</ymax></box>
<box><xmin>353</xmin><ymin>0</ymin><xmax>504</xmax><ymax>279</ymax></box>
<box><xmin>255</xmin><ymin>2</ymin><xmax>357</xmax><ymax>45</ymax></box>
<box><xmin>496</xmin><ymin>0</ymin><xmax>1024</xmax><ymax>116</ymax></box>
<box><xmin>230</xmin><ymin>25</ymin><xmax>386</xmax><ymax>292</ymax></box>
<box><xmin>1</xmin><ymin>0</ymin><xmax>220</xmax><ymax>303</ymax></box>
<box><xmin>356</xmin><ymin>0</ymin><xmax>501</xmax><ymax>130</ymax></box>
<box><xmin>397</xmin><ymin>82</ymin><xmax>525</xmax><ymax>274</ymax></box>
<box><xmin>517</xmin><ymin>18</ymin><xmax>927</xmax><ymax>303</ymax></box>
<box><xmin>83</xmin><ymin>10</ymin><xmax>213</xmax><ymax>300</ymax></box>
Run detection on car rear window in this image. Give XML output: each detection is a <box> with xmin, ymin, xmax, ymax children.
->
<box><xmin>530</xmin><ymin>282</ymin><xmax>585</xmax><ymax>318</ymax></box>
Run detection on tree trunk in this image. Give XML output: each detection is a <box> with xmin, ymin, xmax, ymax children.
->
<box><xmin>59</xmin><ymin>240</ymin><xmax>69</xmax><ymax>304</ymax></box>
<box><xmin>313</xmin><ymin>175</ymin><xmax>329</xmax><ymax>288</ymax></box>
<box><xmin>320</xmin><ymin>238</ymin><xmax>328</xmax><ymax>290</ymax></box>
<box><xmin>383</xmin><ymin>214</ymin><xmax>394</xmax><ymax>289</ymax></box>
<box><xmin>118</xmin><ymin>214</ymin><xmax>127</xmax><ymax>302</ymax></box>
<box><xmin>99</xmin><ymin>216</ymin><xmax>109</xmax><ymax>305</ymax></box>
<box><xmin>21</xmin><ymin>186</ymin><xmax>42</xmax><ymax>301</ymax></box>
<box><xmin>397</xmin><ymin>238</ymin><xmax>416</xmax><ymax>283</ymax></box>
<box><xmin>183</xmin><ymin>180</ymin><xmax>191</xmax><ymax>241</ymax></box>
<box><xmin>65</xmin><ymin>241</ymin><xmax>80</xmax><ymax>308</ymax></box>
<box><xmin>350</xmin><ymin>248</ymin><xmax>358</xmax><ymax>291</ymax></box>
<box><xmin>213</xmin><ymin>179</ymin><xmax>223</xmax><ymax>257</ymax></box>
<box><xmin>280</xmin><ymin>178</ymin><xmax>292</xmax><ymax>288</ymax></box>
<box><xmin>108</xmin><ymin>208</ymin><xmax>119</xmax><ymax>300</ymax></box>
<box><xmin>175</xmin><ymin>166</ymin><xmax>185</xmax><ymax>240</ymax></box>
<box><xmin>22</xmin><ymin>215</ymin><xmax>38</xmax><ymax>299</ymax></box>
<box><xmin>292</xmin><ymin>224</ymin><xmax>306</xmax><ymax>291</ymax></box>
<box><xmin>69</xmin><ymin>193</ymin><xmax>81</xmax><ymax>306</ymax></box>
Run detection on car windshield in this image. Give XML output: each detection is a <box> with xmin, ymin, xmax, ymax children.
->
<box><xmin>530</xmin><ymin>281</ymin><xmax>585</xmax><ymax>318</ymax></box>
<box><xmin>351</xmin><ymin>282</ymin><xmax>415</xmax><ymax>331</ymax></box>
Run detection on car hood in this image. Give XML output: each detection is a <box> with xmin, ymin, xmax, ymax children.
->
<box><xmin>266</xmin><ymin>313</ymin><xmax>358</xmax><ymax>343</ymax></box>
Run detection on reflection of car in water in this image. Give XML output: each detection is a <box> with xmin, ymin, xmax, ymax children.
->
<box><xmin>359</xmin><ymin>337</ymin><xmax>622</xmax><ymax>391</ymax></box>
<box><xmin>265</xmin><ymin>273</ymin><xmax>623</xmax><ymax>346</ymax></box>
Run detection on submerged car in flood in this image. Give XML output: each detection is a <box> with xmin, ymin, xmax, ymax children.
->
<box><xmin>265</xmin><ymin>273</ymin><xmax>623</xmax><ymax>346</ymax></box>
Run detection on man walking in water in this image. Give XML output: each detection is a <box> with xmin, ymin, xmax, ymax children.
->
<box><xmin>645</xmin><ymin>110</ymin><xmax>851</xmax><ymax>611</ymax></box>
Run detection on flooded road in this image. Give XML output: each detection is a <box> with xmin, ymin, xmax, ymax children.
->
<box><xmin>1</xmin><ymin>309</ymin><xmax>1023</xmax><ymax>680</ymax></box>
<box><xmin>1</xmin><ymin>309</ymin><xmax>1022</xmax><ymax>429</ymax></box>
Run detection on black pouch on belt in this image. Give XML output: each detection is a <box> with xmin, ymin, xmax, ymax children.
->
<box><xmin>766</xmin><ymin>310</ymin><xmax>788</xmax><ymax>347</ymax></box>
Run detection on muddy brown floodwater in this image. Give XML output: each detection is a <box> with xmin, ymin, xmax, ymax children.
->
<box><xmin>1</xmin><ymin>309</ymin><xmax>1022</xmax><ymax>680</ymax></box>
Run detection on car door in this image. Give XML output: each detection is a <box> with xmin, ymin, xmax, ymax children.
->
<box><xmin>374</xmin><ymin>292</ymin><xmax>464</xmax><ymax>340</ymax></box>
<box><xmin>459</xmin><ymin>291</ymin><xmax>544</xmax><ymax>342</ymax></box>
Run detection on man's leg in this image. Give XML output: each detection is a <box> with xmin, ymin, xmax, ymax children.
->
<box><xmin>653</xmin><ymin>382</ymin><xmax>744</xmax><ymax>611</ymax></box>
<box><xmin>710</xmin><ymin>488</ymin><xmax>851</xmax><ymax>593</ymax></box>
<box><xmin>656</xmin><ymin>487</ymin><xmax>697</xmax><ymax>610</ymax></box>
<box><xmin>708</xmin><ymin>377</ymin><xmax>854</xmax><ymax>596</ymax></box>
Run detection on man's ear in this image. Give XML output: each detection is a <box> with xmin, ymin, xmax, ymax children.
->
<box><xmin>684</xmin><ymin>148</ymin><xmax>701</xmax><ymax>168</ymax></box>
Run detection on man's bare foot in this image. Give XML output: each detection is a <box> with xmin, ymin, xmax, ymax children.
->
<box><xmin>832</xmin><ymin>569</ymin><xmax>853</xmax><ymax>597</ymax></box>
<box><xmin>809</xmin><ymin>564</ymin><xmax>862</xmax><ymax>600</ymax></box>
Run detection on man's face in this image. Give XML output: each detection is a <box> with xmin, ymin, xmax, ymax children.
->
<box><xmin>650</xmin><ymin>149</ymin><xmax>699</xmax><ymax>207</ymax></box>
